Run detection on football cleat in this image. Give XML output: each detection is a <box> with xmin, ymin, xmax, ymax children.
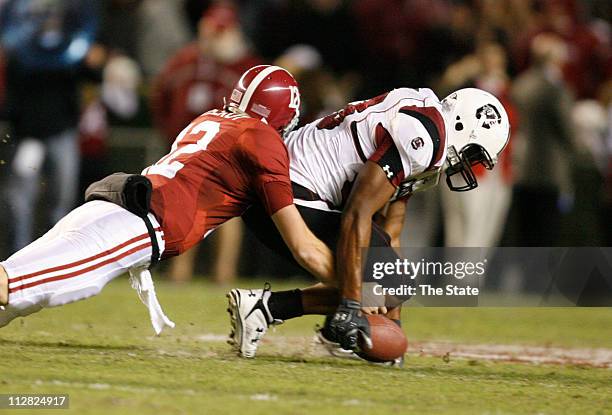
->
<box><xmin>227</xmin><ymin>283</ymin><xmax>282</xmax><ymax>358</ymax></box>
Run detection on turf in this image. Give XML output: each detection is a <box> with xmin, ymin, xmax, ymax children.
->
<box><xmin>0</xmin><ymin>278</ymin><xmax>611</xmax><ymax>415</ymax></box>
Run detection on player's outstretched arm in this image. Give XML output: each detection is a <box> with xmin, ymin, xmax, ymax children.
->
<box><xmin>337</xmin><ymin>161</ymin><xmax>397</xmax><ymax>302</ymax></box>
<box><xmin>271</xmin><ymin>205</ymin><xmax>336</xmax><ymax>285</ymax></box>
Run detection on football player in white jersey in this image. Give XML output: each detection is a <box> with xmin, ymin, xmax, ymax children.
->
<box><xmin>228</xmin><ymin>88</ymin><xmax>510</xmax><ymax>360</ymax></box>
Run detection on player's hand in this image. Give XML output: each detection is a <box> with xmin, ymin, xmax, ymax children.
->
<box><xmin>361</xmin><ymin>306</ymin><xmax>387</xmax><ymax>315</ymax></box>
<box><xmin>328</xmin><ymin>298</ymin><xmax>372</xmax><ymax>351</ymax></box>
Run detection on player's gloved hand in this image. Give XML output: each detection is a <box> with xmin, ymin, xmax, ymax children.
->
<box><xmin>328</xmin><ymin>298</ymin><xmax>372</xmax><ymax>351</ymax></box>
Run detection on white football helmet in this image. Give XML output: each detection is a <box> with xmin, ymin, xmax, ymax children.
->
<box><xmin>441</xmin><ymin>88</ymin><xmax>510</xmax><ymax>191</ymax></box>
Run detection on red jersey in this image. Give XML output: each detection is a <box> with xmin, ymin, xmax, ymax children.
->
<box><xmin>143</xmin><ymin>109</ymin><xmax>293</xmax><ymax>257</ymax></box>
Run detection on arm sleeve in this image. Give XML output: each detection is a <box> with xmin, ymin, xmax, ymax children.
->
<box><xmin>240</xmin><ymin>129</ymin><xmax>294</xmax><ymax>216</ymax></box>
<box><xmin>368</xmin><ymin>124</ymin><xmax>406</xmax><ymax>187</ymax></box>
<box><xmin>387</xmin><ymin>111</ymin><xmax>438</xmax><ymax>179</ymax></box>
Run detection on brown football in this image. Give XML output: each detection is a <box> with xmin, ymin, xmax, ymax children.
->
<box><xmin>358</xmin><ymin>314</ymin><xmax>408</xmax><ymax>362</ymax></box>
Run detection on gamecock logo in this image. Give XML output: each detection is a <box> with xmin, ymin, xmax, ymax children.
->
<box><xmin>411</xmin><ymin>137</ymin><xmax>425</xmax><ymax>150</ymax></box>
<box><xmin>475</xmin><ymin>104</ymin><xmax>502</xmax><ymax>129</ymax></box>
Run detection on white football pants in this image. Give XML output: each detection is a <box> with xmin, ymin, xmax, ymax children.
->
<box><xmin>0</xmin><ymin>201</ymin><xmax>165</xmax><ymax>328</ymax></box>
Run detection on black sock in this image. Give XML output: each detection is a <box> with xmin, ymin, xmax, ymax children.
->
<box><xmin>267</xmin><ymin>289</ymin><xmax>304</xmax><ymax>321</ymax></box>
<box><xmin>392</xmin><ymin>319</ymin><xmax>402</xmax><ymax>327</ymax></box>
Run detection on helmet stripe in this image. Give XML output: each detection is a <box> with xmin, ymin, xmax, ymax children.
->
<box><xmin>238</xmin><ymin>65</ymin><xmax>284</xmax><ymax>113</ymax></box>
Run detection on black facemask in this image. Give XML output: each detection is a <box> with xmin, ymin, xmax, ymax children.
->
<box><xmin>445</xmin><ymin>144</ymin><xmax>494</xmax><ymax>192</ymax></box>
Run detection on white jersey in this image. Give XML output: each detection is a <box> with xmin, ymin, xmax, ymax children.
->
<box><xmin>285</xmin><ymin>88</ymin><xmax>448</xmax><ymax>211</ymax></box>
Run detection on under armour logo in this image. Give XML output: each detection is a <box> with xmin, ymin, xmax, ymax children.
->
<box><xmin>333</xmin><ymin>312</ymin><xmax>349</xmax><ymax>322</ymax></box>
<box><xmin>383</xmin><ymin>165</ymin><xmax>394</xmax><ymax>178</ymax></box>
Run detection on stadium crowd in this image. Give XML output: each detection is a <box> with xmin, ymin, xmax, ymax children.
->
<box><xmin>0</xmin><ymin>0</ymin><xmax>610</xmax><ymax>284</ymax></box>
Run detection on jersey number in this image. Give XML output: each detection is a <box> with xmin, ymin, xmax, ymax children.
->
<box><xmin>145</xmin><ymin>120</ymin><xmax>220</xmax><ymax>179</ymax></box>
<box><xmin>317</xmin><ymin>92</ymin><xmax>389</xmax><ymax>130</ymax></box>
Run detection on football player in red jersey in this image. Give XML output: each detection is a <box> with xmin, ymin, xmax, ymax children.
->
<box><xmin>0</xmin><ymin>65</ymin><xmax>334</xmax><ymax>334</ymax></box>
<box><xmin>228</xmin><ymin>88</ymin><xmax>511</xmax><ymax>360</ymax></box>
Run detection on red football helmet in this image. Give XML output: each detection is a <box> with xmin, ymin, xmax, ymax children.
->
<box><xmin>227</xmin><ymin>65</ymin><xmax>300</xmax><ymax>136</ymax></box>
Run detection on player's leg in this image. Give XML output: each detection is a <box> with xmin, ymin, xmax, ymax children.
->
<box><xmin>232</xmin><ymin>204</ymin><xmax>405</xmax><ymax>357</ymax></box>
<box><xmin>0</xmin><ymin>200</ymin><xmax>164</xmax><ymax>328</ymax></box>
<box><xmin>229</xmin><ymin>204</ymin><xmax>338</xmax><ymax>357</ymax></box>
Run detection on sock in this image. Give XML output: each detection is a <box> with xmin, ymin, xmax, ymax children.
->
<box><xmin>392</xmin><ymin>319</ymin><xmax>402</xmax><ymax>327</ymax></box>
<box><xmin>267</xmin><ymin>289</ymin><xmax>304</xmax><ymax>321</ymax></box>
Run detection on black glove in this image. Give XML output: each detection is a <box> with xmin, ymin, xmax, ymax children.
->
<box><xmin>328</xmin><ymin>298</ymin><xmax>372</xmax><ymax>351</ymax></box>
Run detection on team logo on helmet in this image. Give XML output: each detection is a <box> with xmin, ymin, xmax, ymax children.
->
<box><xmin>475</xmin><ymin>104</ymin><xmax>502</xmax><ymax>129</ymax></box>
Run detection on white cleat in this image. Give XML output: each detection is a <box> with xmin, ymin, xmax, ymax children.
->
<box><xmin>227</xmin><ymin>283</ymin><xmax>281</xmax><ymax>358</ymax></box>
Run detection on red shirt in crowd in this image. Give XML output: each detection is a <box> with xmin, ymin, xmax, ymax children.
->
<box><xmin>150</xmin><ymin>43</ymin><xmax>261</xmax><ymax>143</ymax></box>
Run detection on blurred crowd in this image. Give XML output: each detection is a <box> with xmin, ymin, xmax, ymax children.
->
<box><xmin>0</xmin><ymin>0</ymin><xmax>610</xmax><ymax>284</ymax></box>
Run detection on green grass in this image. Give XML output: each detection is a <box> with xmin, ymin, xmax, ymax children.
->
<box><xmin>0</xmin><ymin>278</ymin><xmax>611</xmax><ymax>415</ymax></box>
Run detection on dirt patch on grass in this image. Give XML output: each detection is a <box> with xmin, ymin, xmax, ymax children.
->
<box><xmin>409</xmin><ymin>341</ymin><xmax>612</xmax><ymax>368</ymax></box>
<box><xmin>196</xmin><ymin>333</ymin><xmax>612</xmax><ymax>368</ymax></box>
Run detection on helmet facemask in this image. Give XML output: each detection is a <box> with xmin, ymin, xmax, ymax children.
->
<box><xmin>281</xmin><ymin>109</ymin><xmax>300</xmax><ymax>138</ymax></box>
<box><xmin>444</xmin><ymin>143</ymin><xmax>494</xmax><ymax>192</ymax></box>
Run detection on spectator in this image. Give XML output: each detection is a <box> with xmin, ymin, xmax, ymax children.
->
<box><xmin>79</xmin><ymin>54</ymin><xmax>142</xmax><ymax>195</ymax></box>
<box><xmin>439</xmin><ymin>42</ymin><xmax>518</xmax><ymax>247</ymax></box>
<box><xmin>512</xmin><ymin>0</ymin><xmax>610</xmax><ymax>99</ymax></box>
<box><xmin>511</xmin><ymin>33</ymin><xmax>576</xmax><ymax>246</ymax></box>
<box><xmin>150</xmin><ymin>2</ymin><xmax>260</xmax><ymax>147</ymax></box>
<box><xmin>136</xmin><ymin>0</ymin><xmax>190</xmax><ymax>78</ymax></box>
<box><xmin>1</xmin><ymin>0</ymin><xmax>104</xmax><ymax>250</ymax></box>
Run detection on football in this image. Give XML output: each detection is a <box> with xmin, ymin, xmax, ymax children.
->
<box><xmin>358</xmin><ymin>314</ymin><xmax>408</xmax><ymax>362</ymax></box>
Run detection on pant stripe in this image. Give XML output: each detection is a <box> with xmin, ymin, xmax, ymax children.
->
<box><xmin>8</xmin><ymin>227</ymin><xmax>161</xmax><ymax>285</ymax></box>
<box><xmin>9</xmin><ymin>242</ymin><xmax>152</xmax><ymax>294</ymax></box>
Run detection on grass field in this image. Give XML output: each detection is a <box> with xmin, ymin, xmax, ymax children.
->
<box><xmin>1</xmin><ymin>277</ymin><xmax>611</xmax><ymax>414</ymax></box>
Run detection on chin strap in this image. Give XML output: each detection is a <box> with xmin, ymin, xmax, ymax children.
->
<box><xmin>129</xmin><ymin>267</ymin><xmax>175</xmax><ymax>335</ymax></box>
